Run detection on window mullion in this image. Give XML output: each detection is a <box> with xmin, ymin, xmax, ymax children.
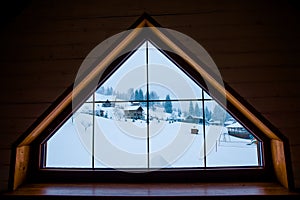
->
<box><xmin>146</xmin><ymin>41</ymin><xmax>150</xmax><ymax>169</ymax></box>
<box><xmin>92</xmin><ymin>92</ymin><xmax>95</xmax><ymax>169</ymax></box>
<box><xmin>202</xmin><ymin>90</ymin><xmax>207</xmax><ymax>168</ymax></box>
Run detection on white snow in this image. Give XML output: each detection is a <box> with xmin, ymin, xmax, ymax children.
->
<box><xmin>226</xmin><ymin>122</ymin><xmax>243</xmax><ymax>128</ymax></box>
<box><xmin>46</xmin><ymin>112</ymin><xmax>259</xmax><ymax>169</ymax></box>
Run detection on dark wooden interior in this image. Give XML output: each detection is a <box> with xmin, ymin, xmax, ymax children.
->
<box><xmin>1</xmin><ymin>0</ymin><xmax>300</xmax><ymax>199</ymax></box>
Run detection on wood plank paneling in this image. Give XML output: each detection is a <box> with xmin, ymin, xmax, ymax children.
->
<box><xmin>3</xmin><ymin>25</ymin><xmax>299</xmax><ymax>51</ymax></box>
<box><xmin>0</xmin><ymin>60</ymin><xmax>81</xmax><ymax>75</ymax></box>
<box><xmin>247</xmin><ymin>97</ymin><xmax>300</xmax><ymax>113</ymax></box>
<box><xmin>0</xmin><ymin>165</ymin><xmax>10</xmax><ymax>183</ymax></box>
<box><xmin>0</xmin><ymin>75</ymin><xmax>75</xmax><ymax>89</ymax></box>
<box><xmin>0</xmin><ymin>44</ymin><xmax>92</xmax><ymax>61</ymax></box>
<box><xmin>0</xmin><ymin>104</ymin><xmax>51</xmax><ymax>119</ymax></box>
<box><xmin>0</xmin><ymin>118</ymin><xmax>36</xmax><ymax>134</ymax></box>
<box><xmin>0</xmin><ymin>150</ymin><xmax>11</xmax><ymax>166</ymax></box>
<box><xmin>263</xmin><ymin>113</ymin><xmax>300</xmax><ymax>129</ymax></box>
<box><xmin>291</xmin><ymin>145</ymin><xmax>300</xmax><ymax>190</ymax></box>
<box><xmin>1</xmin><ymin>44</ymin><xmax>300</xmax><ymax>64</ymax></box>
<box><xmin>0</xmin><ymin>155</ymin><xmax>11</xmax><ymax>192</ymax></box>
<box><xmin>8</xmin><ymin>16</ymin><xmax>134</xmax><ymax>34</ymax></box>
<box><xmin>156</xmin><ymin>11</ymin><xmax>300</xmax><ymax>28</ymax></box>
<box><xmin>0</xmin><ymin>88</ymin><xmax>67</xmax><ymax>104</ymax></box>
<box><xmin>0</xmin><ymin>180</ymin><xmax>8</xmax><ymax>192</ymax></box>
<box><xmin>280</xmin><ymin>128</ymin><xmax>300</xmax><ymax>145</ymax></box>
<box><xmin>221</xmin><ymin>67</ymin><xmax>300</xmax><ymax>83</ymax></box>
<box><xmin>21</xmin><ymin>0</ymin><xmax>297</xmax><ymax>22</ymax></box>
<box><xmin>230</xmin><ymin>82</ymin><xmax>300</xmax><ymax>98</ymax></box>
<box><xmin>213</xmin><ymin>52</ymin><xmax>300</xmax><ymax>68</ymax></box>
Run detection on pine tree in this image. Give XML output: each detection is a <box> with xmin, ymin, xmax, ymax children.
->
<box><xmin>204</xmin><ymin>107</ymin><xmax>212</xmax><ymax>121</ymax></box>
<box><xmin>189</xmin><ymin>101</ymin><xmax>194</xmax><ymax>116</ymax></box>
<box><xmin>97</xmin><ymin>86</ymin><xmax>105</xmax><ymax>94</ymax></box>
<box><xmin>138</xmin><ymin>89</ymin><xmax>144</xmax><ymax>101</ymax></box>
<box><xmin>128</xmin><ymin>88</ymin><xmax>134</xmax><ymax>100</ymax></box>
<box><xmin>109</xmin><ymin>87</ymin><xmax>113</xmax><ymax>95</ymax></box>
<box><xmin>149</xmin><ymin>91</ymin><xmax>159</xmax><ymax>107</ymax></box>
<box><xmin>212</xmin><ymin>105</ymin><xmax>225</xmax><ymax>123</ymax></box>
<box><xmin>164</xmin><ymin>95</ymin><xmax>173</xmax><ymax>113</ymax></box>
<box><xmin>134</xmin><ymin>90</ymin><xmax>139</xmax><ymax>101</ymax></box>
<box><xmin>178</xmin><ymin>108</ymin><xmax>182</xmax><ymax>117</ymax></box>
<box><xmin>194</xmin><ymin>103</ymin><xmax>201</xmax><ymax>117</ymax></box>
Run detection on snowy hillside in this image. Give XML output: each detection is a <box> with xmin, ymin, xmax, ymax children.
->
<box><xmin>46</xmin><ymin>111</ymin><xmax>259</xmax><ymax>169</ymax></box>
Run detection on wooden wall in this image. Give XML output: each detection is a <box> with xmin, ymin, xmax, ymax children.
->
<box><xmin>0</xmin><ymin>0</ymin><xmax>299</xmax><ymax>191</ymax></box>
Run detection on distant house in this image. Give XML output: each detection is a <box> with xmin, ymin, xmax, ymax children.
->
<box><xmin>184</xmin><ymin>115</ymin><xmax>206</xmax><ymax>124</ymax></box>
<box><xmin>124</xmin><ymin>106</ymin><xmax>144</xmax><ymax>120</ymax></box>
<box><xmin>102</xmin><ymin>99</ymin><xmax>115</xmax><ymax>107</ymax></box>
<box><xmin>95</xmin><ymin>109</ymin><xmax>104</xmax><ymax>117</ymax></box>
<box><xmin>226</xmin><ymin>122</ymin><xmax>251</xmax><ymax>139</ymax></box>
<box><xmin>208</xmin><ymin>119</ymin><xmax>222</xmax><ymax>125</ymax></box>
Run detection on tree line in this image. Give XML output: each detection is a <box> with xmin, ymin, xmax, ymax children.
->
<box><xmin>97</xmin><ymin>87</ymin><xmax>173</xmax><ymax>113</ymax></box>
<box><xmin>97</xmin><ymin>87</ymin><xmax>231</xmax><ymax>122</ymax></box>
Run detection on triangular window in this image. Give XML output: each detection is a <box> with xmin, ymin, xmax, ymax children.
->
<box><xmin>10</xmin><ymin>15</ymin><xmax>292</xmax><ymax>191</ymax></box>
<box><xmin>43</xmin><ymin>41</ymin><xmax>262</xmax><ymax>170</ymax></box>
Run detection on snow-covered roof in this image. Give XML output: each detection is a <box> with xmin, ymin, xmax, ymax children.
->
<box><xmin>224</xmin><ymin>120</ymin><xmax>235</xmax><ymax>125</ymax></box>
<box><xmin>226</xmin><ymin>122</ymin><xmax>243</xmax><ymax>128</ymax></box>
<box><xmin>124</xmin><ymin>106</ymin><xmax>143</xmax><ymax>111</ymax></box>
<box><xmin>186</xmin><ymin>115</ymin><xmax>203</xmax><ymax>119</ymax></box>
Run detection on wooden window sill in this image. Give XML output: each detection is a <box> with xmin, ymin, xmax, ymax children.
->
<box><xmin>2</xmin><ymin>182</ymin><xmax>299</xmax><ymax>199</ymax></box>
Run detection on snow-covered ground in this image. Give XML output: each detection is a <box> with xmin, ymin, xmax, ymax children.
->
<box><xmin>45</xmin><ymin>41</ymin><xmax>260</xmax><ymax>170</ymax></box>
<box><xmin>46</xmin><ymin>112</ymin><xmax>259</xmax><ymax>169</ymax></box>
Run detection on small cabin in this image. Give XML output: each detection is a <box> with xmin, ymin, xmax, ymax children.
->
<box><xmin>184</xmin><ymin>115</ymin><xmax>206</xmax><ymax>124</ymax></box>
<box><xmin>124</xmin><ymin>106</ymin><xmax>144</xmax><ymax>120</ymax></box>
<box><xmin>208</xmin><ymin>120</ymin><xmax>223</xmax><ymax>126</ymax></box>
<box><xmin>226</xmin><ymin>122</ymin><xmax>251</xmax><ymax>139</ymax></box>
<box><xmin>102</xmin><ymin>99</ymin><xmax>115</xmax><ymax>107</ymax></box>
<box><xmin>95</xmin><ymin>109</ymin><xmax>104</xmax><ymax>117</ymax></box>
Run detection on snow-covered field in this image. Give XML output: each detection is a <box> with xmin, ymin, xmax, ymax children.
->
<box><xmin>45</xmin><ymin>41</ymin><xmax>260</xmax><ymax>170</ymax></box>
<box><xmin>46</xmin><ymin>112</ymin><xmax>259</xmax><ymax>169</ymax></box>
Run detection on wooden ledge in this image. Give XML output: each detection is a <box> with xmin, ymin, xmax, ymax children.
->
<box><xmin>2</xmin><ymin>182</ymin><xmax>300</xmax><ymax>199</ymax></box>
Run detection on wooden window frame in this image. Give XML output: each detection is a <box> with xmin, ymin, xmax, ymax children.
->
<box><xmin>9</xmin><ymin>14</ymin><xmax>294</xmax><ymax>190</ymax></box>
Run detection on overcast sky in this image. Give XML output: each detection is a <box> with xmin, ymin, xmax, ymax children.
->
<box><xmin>98</xmin><ymin>41</ymin><xmax>203</xmax><ymax>100</ymax></box>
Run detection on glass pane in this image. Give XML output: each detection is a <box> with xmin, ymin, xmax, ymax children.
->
<box><xmin>94</xmin><ymin>43</ymin><xmax>147</xmax><ymax>102</ymax></box>
<box><xmin>148</xmin><ymin>42</ymin><xmax>202</xmax><ymax>100</ymax></box>
<box><xmin>149</xmin><ymin>101</ymin><xmax>205</xmax><ymax>168</ymax></box>
<box><xmin>44</xmin><ymin>41</ymin><xmax>262</xmax><ymax>170</ymax></box>
<box><xmin>45</xmin><ymin>102</ymin><xmax>93</xmax><ymax>168</ymax></box>
<box><xmin>203</xmin><ymin>91</ymin><xmax>212</xmax><ymax>99</ymax></box>
<box><xmin>204</xmin><ymin>100</ymin><xmax>260</xmax><ymax>167</ymax></box>
<box><xmin>94</xmin><ymin>102</ymin><xmax>147</xmax><ymax>169</ymax></box>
